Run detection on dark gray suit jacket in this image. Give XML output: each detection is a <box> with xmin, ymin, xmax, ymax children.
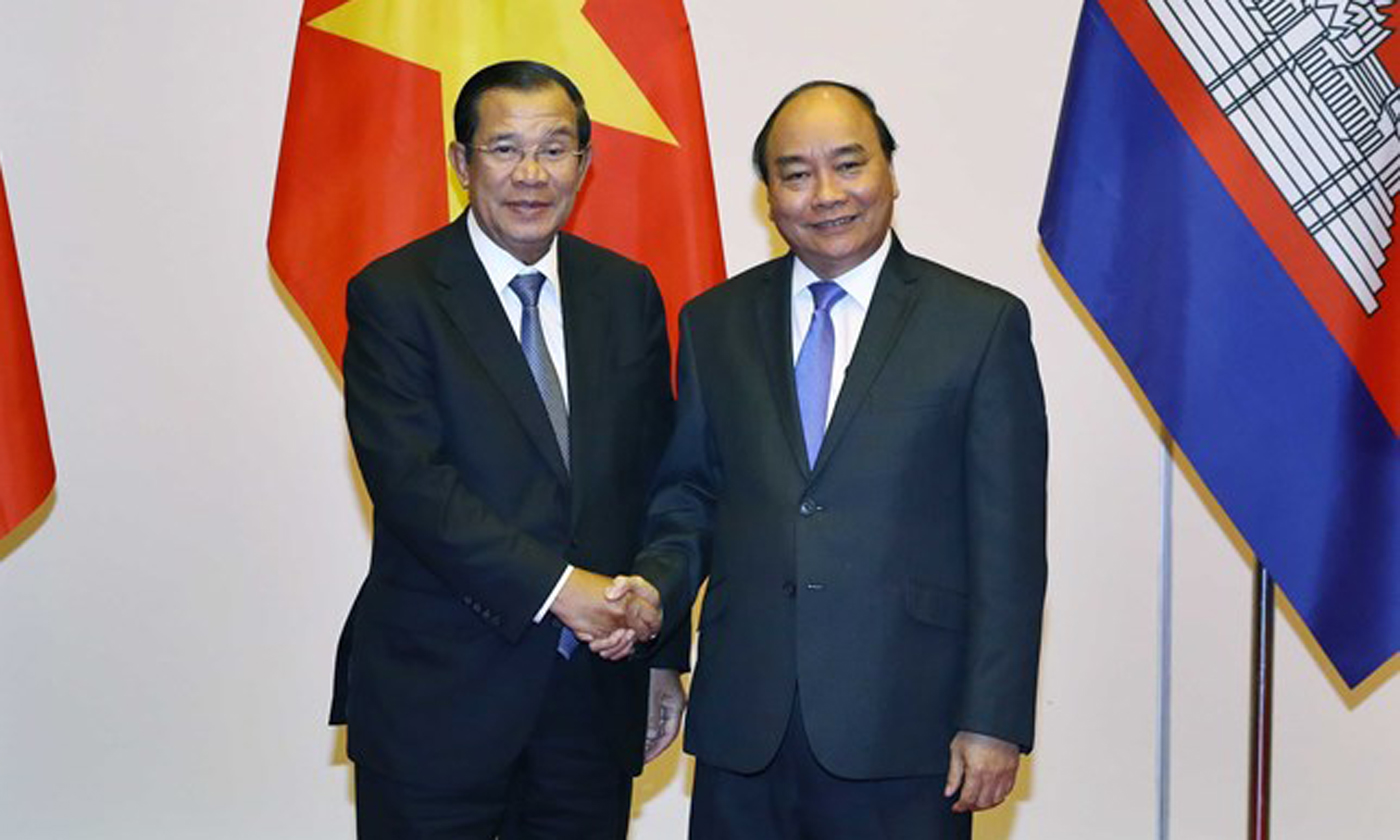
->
<box><xmin>636</xmin><ymin>237</ymin><xmax>1047</xmax><ymax>779</ymax></box>
<box><xmin>331</xmin><ymin>214</ymin><xmax>677</xmax><ymax>787</ymax></box>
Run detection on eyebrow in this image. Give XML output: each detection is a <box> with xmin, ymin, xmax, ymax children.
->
<box><xmin>829</xmin><ymin>143</ymin><xmax>870</xmax><ymax>157</ymax></box>
<box><xmin>481</xmin><ymin>126</ymin><xmax>578</xmax><ymax>143</ymax></box>
<box><xmin>773</xmin><ymin>143</ymin><xmax>870</xmax><ymax>168</ymax></box>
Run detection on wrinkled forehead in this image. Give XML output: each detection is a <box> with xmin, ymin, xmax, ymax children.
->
<box><xmin>474</xmin><ymin>84</ymin><xmax>579</xmax><ymax>139</ymax></box>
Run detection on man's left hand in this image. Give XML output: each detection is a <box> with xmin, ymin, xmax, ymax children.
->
<box><xmin>945</xmin><ymin>730</ymin><xmax>1020</xmax><ymax>813</ymax></box>
<box><xmin>645</xmin><ymin>668</ymin><xmax>685</xmax><ymax>762</ymax></box>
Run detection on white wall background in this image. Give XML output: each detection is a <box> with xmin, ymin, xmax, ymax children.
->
<box><xmin>0</xmin><ymin>2</ymin><xmax>1394</xmax><ymax>838</ymax></box>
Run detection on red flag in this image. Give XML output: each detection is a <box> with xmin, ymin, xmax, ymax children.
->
<box><xmin>269</xmin><ymin>0</ymin><xmax>725</xmax><ymax>365</ymax></box>
<box><xmin>0</xmin><ymin>164</ymin><xmax>56</xmax><ymax>538</ymax></box>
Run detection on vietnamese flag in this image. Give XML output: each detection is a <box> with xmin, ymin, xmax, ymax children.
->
<box><xmin>0</xmin><ymin>163</ymin><xmax>56</xmax><ymax>538</ymax></box>
<box><xmin>268</xmin><ymin>0</ymin><xmax>726</xmax><ymax>366</ymax></box>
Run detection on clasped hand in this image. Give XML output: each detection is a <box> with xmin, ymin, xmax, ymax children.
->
<box><xmin>550</xmin><ymin>570</ymin><xmax>662</xmax><ymax>661</ymax></box>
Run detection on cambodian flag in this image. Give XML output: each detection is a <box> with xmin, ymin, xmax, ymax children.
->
<box><xmin>1040</xmin><ymin>0</ymin><xmax>1399</xmax><ymax>687</ymax></box>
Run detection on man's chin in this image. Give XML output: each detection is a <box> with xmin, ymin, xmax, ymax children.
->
<box><xmin>796</xmin><ymin>244</ymin><xmax>863</xmax><ymax>276</ymax></box>
<box><xmin>500</xmin><ymin>231</ymin><xmax>557</xmax><ymax>261</ymax></box>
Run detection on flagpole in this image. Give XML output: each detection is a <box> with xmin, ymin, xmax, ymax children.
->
<box><xmin>1157</xmin><ymin>438</ymin><xmax>1174</xmax><ymax>840</ymax></box>
<box><xmin>1248</xmin><ymin>563</ymin><xmax>1274</xmax><ymax>840</ymax></box>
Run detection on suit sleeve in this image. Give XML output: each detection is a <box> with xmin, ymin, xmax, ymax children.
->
<box><xmin>634</xmin><ymin>307</ymin><xmax>718</xmax><ymax>650</ymax></box>
<box><xmin>629</xmin><ymin>272</ymin><xmax>689</xmax><ymax>673</ymax></box>
<box><xmin>344</xmin><ymin>273</ymin><xmax>565</xmax><ymax>643</ymax></box>
<box><xmin>957</xmin><ymin>297</ymin><xmax>1048</xmax><ymax>752</ymax></box>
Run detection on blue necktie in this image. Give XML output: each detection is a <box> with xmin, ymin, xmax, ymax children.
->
<box><xmin>509</xmin><ymin>271</ymin><xmax>578</xmax><ymax>659</ymax></box>
<box><xmin>509</xmin><ymin>271</ymin><xmax>570</xmax><ymax>471</ymax></box>
<box><xmin>795</xmin><ymin>281</ymin><xmax>846</xmax><ymax>469</ymax></box>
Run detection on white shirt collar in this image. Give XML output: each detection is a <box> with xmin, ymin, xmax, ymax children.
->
<box><xmin>466</xmin><ymin>210</ymin><xmax>562</xmax><ymax>296</ymax></box>
<box><xmin>790</xmin><ymin>230</ymin><xmax>893</xmax><ymax>309</ymax></box>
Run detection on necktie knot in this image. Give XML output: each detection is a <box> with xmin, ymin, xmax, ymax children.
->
<box><xmin>809</xmin><ymin>280</ymin><xmax>846</xmax><ymax>313</ymax></box>
<box><xmin>510</xmin><ymin>271</ymin><xmax>546</xmax><ymax>308</ymax></box>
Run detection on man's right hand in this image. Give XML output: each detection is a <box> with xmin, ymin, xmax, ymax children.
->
<box><xmin>945</xmin><ymin>730</ymin><xmax>1021</xmax><ymax>813</ymax></box>
<box><xmin>550</xmin><ymin>569</ymin><xmax>630</xmax><ymax>641</ymax></box>
<box><xmin>588</xmin><ymin>575</ymin><xmax>665</xmax><ymax>660</ymax></box>
<box><xmin>549</xmin><ymin>571</ymin><xmax>661</xmax><ymax>660</ymax></box>
<box><xmin>607</xmin><ymin>575</ymin><xmax>663</xmax><ymax>641</ymax></box>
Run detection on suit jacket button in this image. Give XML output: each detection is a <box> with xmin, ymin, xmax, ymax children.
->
<box><xmin>782</xmin><ymin>581</ymin><xmax>797</xmax><ymax>597</ymax></box>
<box><xmin>799</xmin><ymin>499</ymin><xmax>816</xmax><ymax>516</ymax></box>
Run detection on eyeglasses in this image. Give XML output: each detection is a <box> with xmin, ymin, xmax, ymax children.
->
<box><xmin>471</xmin><ymin>141</ymin><xmax>587</xmax><ymax>169</ymax></box>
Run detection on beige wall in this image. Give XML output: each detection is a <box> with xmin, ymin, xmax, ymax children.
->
<box><xmin>0</xmin><ymin>2</ymin><xmax>1394</xmax><ymax>838</ymax></box>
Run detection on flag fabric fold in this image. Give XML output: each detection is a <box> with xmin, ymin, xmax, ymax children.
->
<box><xmin>269</xmin><ymin>0</ymin><xmax>725</xmax><ymax>365</ymax></box>
<box><xmin>1040</xmin><ymin>0</ymin><xmax>1399</xmax><ymax>688</ymax></box>
<box><xmin>0</xmin><ymin>164</ymin><xmax>56</xmax><ymax>538</ymax></box>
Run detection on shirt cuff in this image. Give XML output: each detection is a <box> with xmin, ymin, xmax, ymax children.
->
<box><xmin>534</xmin><ymin>564</ymin><xmax>574</xmax><ymax>623</ymax></box>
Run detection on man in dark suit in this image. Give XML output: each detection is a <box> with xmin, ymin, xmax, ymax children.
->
<box><xmin>331</xmin><ymin>61</ymin><xmax>684</xmax><ymax>839</ymax></box>
<box><xmin>629</xmin><ymin>81</ymin><xmax>1048</xmax><ymax>839</ymax></box>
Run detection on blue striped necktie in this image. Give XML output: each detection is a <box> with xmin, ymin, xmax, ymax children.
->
<box><xmin>795</xmin><ymin>281</ymin><xmax>846</xmax><ymax>468</ymax></box>
<box><xmin>509</xmin><ymin>270</ymin><xmax>578</xmax><ymax>659</ymax></box>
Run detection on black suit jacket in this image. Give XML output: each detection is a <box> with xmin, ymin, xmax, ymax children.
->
<box><xmin>331</xmin><ymin>214</ymin><xmax>676</xmax><ymax>788</ymax></box>
<box><xmin>635</xmin><ymin>237</ymin><xmax>1047</xmax><ymax>779</ymax></box>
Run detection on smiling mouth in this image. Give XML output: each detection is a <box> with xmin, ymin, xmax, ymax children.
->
<box><xmin>809</xmin><ymin>214</ymin><xmax>859</xmax><ymax>231</ymax></box>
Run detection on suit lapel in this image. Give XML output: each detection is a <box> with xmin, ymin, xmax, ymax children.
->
<box><xmin>812</xmin><ymin>239</ymin><xmax>921</xmax><ymax>475</ymax></box>
<box><xmin>754</xmin><ymin>256</ymin><xmax>812</xmax><ymax>477</ymax></box>
<box><xmin>433</xmin><ymin>217</ymin><xmax>570</xmax><ymax>483</ymax></box>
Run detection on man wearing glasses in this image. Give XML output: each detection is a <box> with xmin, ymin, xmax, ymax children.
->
<box><xmin>332</xmin><ymin>61</ymin><xmax>683</xmax><ymax>839</ymax></box>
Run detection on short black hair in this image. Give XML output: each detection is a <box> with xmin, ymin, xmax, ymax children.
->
<box><xmin>453</xmin><ymin>61</ymin><xmax>591</xmax><ymax>154</ymax></box>
<box><xmin>751</xmin><ymin>80</ymin><xmax>897</xmax><ymax>181</ymax></box>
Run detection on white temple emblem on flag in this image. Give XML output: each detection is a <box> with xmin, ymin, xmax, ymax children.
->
<box><xmin>1150</xmin><ymin>0</ymin><xmax>1400</xmax><ymax>314</ymax></box>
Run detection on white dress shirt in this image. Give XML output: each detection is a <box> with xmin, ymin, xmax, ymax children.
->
<box><xmin>468</xmin><ymin>212</ymin><xmax>570</xmax><ymax>409</ymax></box>
<box><xmin>790</xmin><ymin>231</ymin><xmax>893</xmax><ymax>426</ymax></box>
<box><xmin>466</xmin><ymin>213</ymin><xmax>574</xmax><ymax>620</ymax></box>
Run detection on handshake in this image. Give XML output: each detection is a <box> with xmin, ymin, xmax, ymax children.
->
<box><xmin>549</xmin><ymin>570</ymin><xmax>663</xmax><ymax>661</ymax></box>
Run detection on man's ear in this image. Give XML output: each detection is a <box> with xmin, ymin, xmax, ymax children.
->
<box><xmin>577</xmin><ymin>146</ymin><xmax>593</xmax><ymax>185</ymax></box>
<box><xmin>448</xmin><ymin>141</ymin><xmax>471</xmax><ymax>191</ymax></box>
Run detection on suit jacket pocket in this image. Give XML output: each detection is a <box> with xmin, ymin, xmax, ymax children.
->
<box><xmin>358</xmin><ymin>581</ymin><xmax>495</xmax><ymax>641</ymax></box>
<box><xmin>902</xmin><ymin>582</ymin><xmax>967</xmax><ymax>632</ymax></box>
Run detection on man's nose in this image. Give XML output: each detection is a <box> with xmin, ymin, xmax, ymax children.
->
<box><xmin>813</xmin><ymin>169</ymin><xmax>845</xmax><ymax>206</ymax></box>
<box><xmin>511</xmin><ymin>154</ymin><xmax>549</xmax><ymax>184</ymax></box>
